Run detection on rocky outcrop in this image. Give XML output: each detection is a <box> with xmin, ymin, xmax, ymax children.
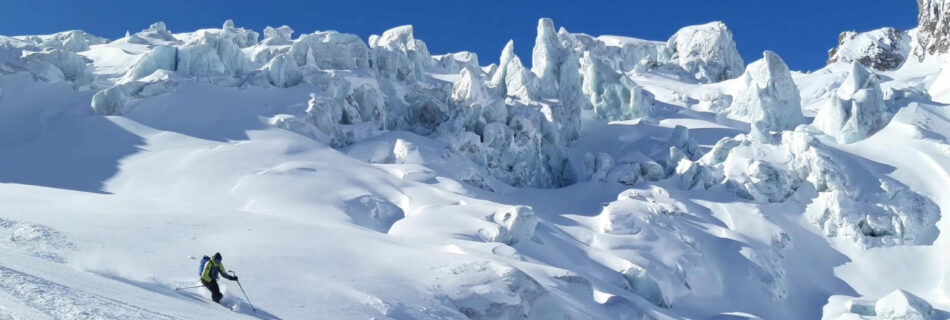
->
<box><xmin>828</xmin><ymin>28</ymin><xmax>911</xmax><ymax>70</ymax></box>
<box><xmin>916</xmin><ymin>0</ymin><xmax>950</xmax><ymax>59</ymax></box>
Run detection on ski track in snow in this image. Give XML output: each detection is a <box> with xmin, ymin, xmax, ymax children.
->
<box><xmin>0</xmin><ymin>265</ymin><xmax>177</xmax><ymax>320</ymax></box>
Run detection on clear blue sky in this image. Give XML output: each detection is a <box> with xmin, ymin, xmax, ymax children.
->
<box><xmin>0</xmin><ymin>0</ymin><xmax>918</xmax><ymax>71</ymax></box>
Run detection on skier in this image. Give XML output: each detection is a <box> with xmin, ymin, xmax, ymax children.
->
<box><xmin>200</xmin><ymin>252</ymin><xmax>238</xmax><ymax>303</ymax></box>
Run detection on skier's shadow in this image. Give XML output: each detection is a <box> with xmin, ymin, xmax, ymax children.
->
<box><xmin>172</xmin><ymin>288</ymin><xmax>212</xmax><ymax>303</ymax></box>
<box><xmin>96</xmin><ymin>272</ymin><xmax>282</xmax><ymax>320</ymax></box>
<box><xmin>173</xmin><ymin>288</ymin><xmax>282</xmax><ymax>320</ymax></box>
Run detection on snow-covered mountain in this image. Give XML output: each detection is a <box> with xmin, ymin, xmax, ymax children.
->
<box><xmin>1</xmin><ymin>2</ymin><xmax>950</xmax><ymax>320</ymax></box>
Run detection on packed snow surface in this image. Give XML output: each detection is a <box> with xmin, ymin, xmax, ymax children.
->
<box><xmin>1</xmin><ymin>4</ymin><xmax>950</xmax><ymax>319</ymax></box>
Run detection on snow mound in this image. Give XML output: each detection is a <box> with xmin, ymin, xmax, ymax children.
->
<box><xmin>0</xmin><ymin>265</ymin><xmax>176</xmax><ymax>319</ymax></box>
<box><xmin>344</xmin><ymin>194</ymin><xmax>405</xmax><ymax>232</ymax></box>
<box><xmin>826</xmin><ymin>290</ymin><xmax>936</xmax><ymax>320</ymax></box>
<box><xmin>828</xmin><ymin>28</ymin><xmax>911</xmax><ymax>71</ymax></box>
<box><xmin>620</xmin><ymin>264</ymin><xmax>670</xmax><ymax>308</ymax></box>
<box><xmin>594</xmin><ymin>187</ymin><xmax>724</xmax><ymax>307</ymax></box>
<box><xmin>437</xmin><ymin>261</ymin><xmax>568</xmax><ymax>319</ymax></box>
<box><xmin>0</xmin><ymin>218</ymin><xmax>75</xmax><ymax>263</ymax></box>
<box><xmin>807</xmin><ymin>177</ymin><xmax>940</xmax><ymax>247</ymax></box>
<box><xmin>490</xmin><ymin>206</ymin><xmax>538</xmax><ymax>245</ymax></box>
<box><xmin>875</xmin><ymin>290</ymin><xmax>935</xmax><ymax>320</ymax></box>
<box><xmin>666</xmin><ymin>22</ymin><xmax>744</xmax><ymax>82</ymax></box>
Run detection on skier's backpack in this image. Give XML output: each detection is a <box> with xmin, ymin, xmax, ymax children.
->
<box><xmin>199</xmin><ymin>255</ymin><xmax>211</xmax><ymax>276</ymax></box>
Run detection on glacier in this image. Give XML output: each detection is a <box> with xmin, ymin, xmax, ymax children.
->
<box><xmin>0</xmin><ymin>3</ymin><xmax>950</xmax><ymax>320</ymax></box>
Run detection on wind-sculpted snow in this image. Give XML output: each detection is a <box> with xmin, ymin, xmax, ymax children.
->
<box><xmin>0</xmin><ymin>218</ymin><xmax>75</xmax><ymax>263</ymax></box>
<box><xmin>666</xmin><ymin>22</ymin><xmax>744</xmax><ymax>82</ymax></box>
<box><xmin>874</xmin><ymin>290</ymin><xmax>935</xmax><ymax>320</ymax></box>
<box><xmin>595</xmin><ymin>189</ymin><xmax>695</xmax><ymax>307</ymax></box>
<box><xmin>592</xmin><ymin>186</ymin><xmax>795</xmax><ymax>308</ymax></box>
<box><xmin>436</xmin><ymin>261</ymin><xmax>567</xmax><ymax>319</ymax></box>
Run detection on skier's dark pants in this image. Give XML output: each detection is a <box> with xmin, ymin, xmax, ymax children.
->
<box><xmin>202</xmin><ymin>279</ymin><xmax>223</xmax><ymax>302</ymax></box>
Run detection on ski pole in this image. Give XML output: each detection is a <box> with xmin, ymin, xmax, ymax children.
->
<box><xmin>175</xmin><ymin>284</ymin><xmax>204</xmax><ymax>291</ymax></box>
<box><xmin>231</xmin><ymin>272</ymin><xmax>256</xmax><ymax>312</ymax></box>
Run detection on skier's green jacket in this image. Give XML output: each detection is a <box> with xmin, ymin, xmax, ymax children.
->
<box><xmin>201</xmin><ymin>257</ymin><xmax>236</xmax><ymax>283</ymax></box>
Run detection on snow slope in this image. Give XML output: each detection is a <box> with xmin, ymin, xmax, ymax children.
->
<box><xmin>0</xmin><ymin>5</ymin><xmax>950</xmax><ymax>320</ymax></box>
